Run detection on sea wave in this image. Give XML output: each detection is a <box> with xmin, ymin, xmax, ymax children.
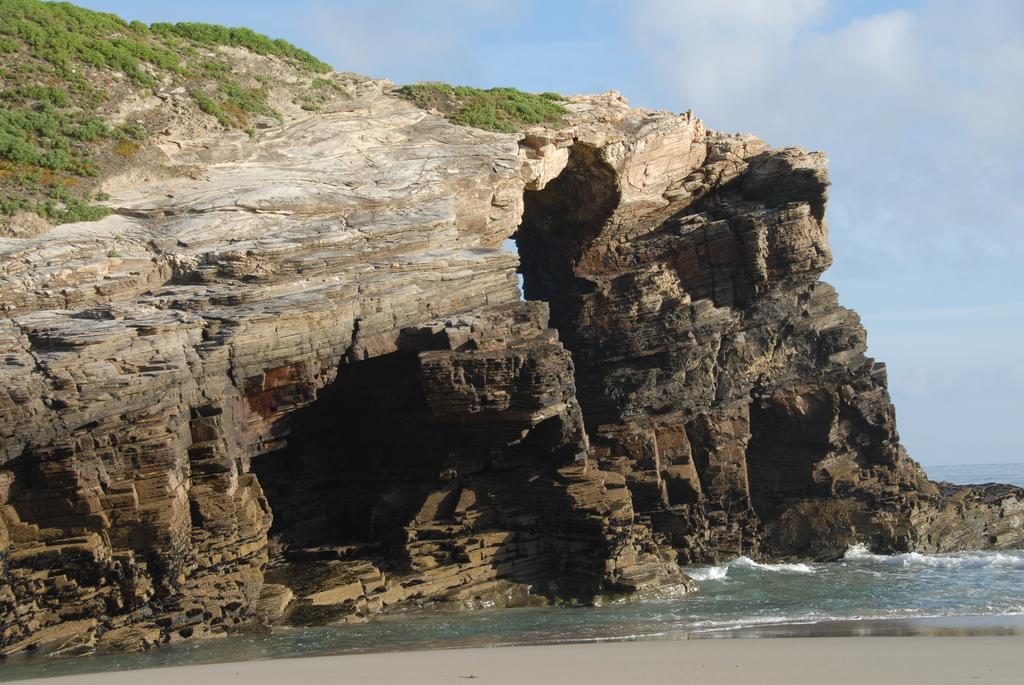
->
<box><xmin>686</xmin><ymin>612</ymin><xmax>828</xmax><ymax>630</ymax></box>
<box><xmin>687</xmin><ymin>565</ymin><xmax>729</xmax><ymax>581</ymax></box>
<box><xmin>843</xmin><ymin>543</ymin><xmax>1024</xmax><ymax>569</ymax></box>
<box><xmin>686</xmin><ymin>608</ymin><xmax>1024</xmax><ymax>634</ymax></box>
<box><xmin>687</xmin><ymin>555</ymin><xmax>816</xmax><ymax>581</ymax></box>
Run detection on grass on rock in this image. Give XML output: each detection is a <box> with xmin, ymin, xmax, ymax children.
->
<box><xmin>0</xmin><ymin>0</ymin><xmax>337</xmax><ymax>228</ymax></box>
<box><xmin>397</xmin><ymin>83</ymin><xmax>567</xmax><ymax>133</ymax></box>
<box><xmin>1</xmin><ymin>0</ymin><xmax>561</xmax><ymax>231</ymax></box>
<box><xmin>295</xmin><ymin>77</ymin><xmax>351</xmax><ymax>113</ymax></box>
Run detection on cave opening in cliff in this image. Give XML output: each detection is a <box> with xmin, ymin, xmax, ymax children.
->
<box><xmin>513</xmin><ymin>143</ymin><xmax>618</xmax><ymax>337</ymax></box>
<box><xmin>249</xmin><ymin>346</ymin><xmax>612</xmax><ymax>613</ymax></box>
<box><xmin>251</xmin><ymin>352</ymin><xmax>443</xmax><ymax>558</ymax></box>
<box><xmin>745</xmin><ymin>390</ymin><xmax>835</xmax><ymax>516</ymax></box>
<box><xmin>510</xmin><ymin>142</ymin><xmax>628</xmax><ymax>436</ymax></box>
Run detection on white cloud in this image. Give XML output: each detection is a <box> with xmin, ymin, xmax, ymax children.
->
<box><xmin>821</xmin><ymin>11</ymin><xmax>917</xmax><ymax>87</ymax></box>
<box><xmin>629</xmin><ymin>0</ymin><xmax>827</xmax><ymax>117</ymax></box>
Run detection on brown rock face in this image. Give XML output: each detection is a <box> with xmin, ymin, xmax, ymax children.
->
<box><xmin>0</xmin><ymin>82</ymin><xmax>1020</xmax><ymax>654</ymax></box>
<box><xmin>515</xmin><ymin>102</ymin><xmax>1022</xmax><ymax>563</ymax></box>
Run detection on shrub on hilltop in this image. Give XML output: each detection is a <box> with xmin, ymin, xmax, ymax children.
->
<box><xmin>0</xmin><ymin>0</ymin><xmax>342</xmax><ymax>230</ymax></box>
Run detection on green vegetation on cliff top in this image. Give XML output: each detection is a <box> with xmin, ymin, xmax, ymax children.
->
<box><xmin>0</xmin><ymin>0</ymin><xmax>331</xmax><ymax>227</ymax></box>
<box><xmin>0</xmin><ymin>0</ymin><xmax>568</xmax><ymax>230</ymax></box>
<box><xmin>397</xmin><ymin>83</ymin><xmax>568</xmax><ymax>133</ymax></box>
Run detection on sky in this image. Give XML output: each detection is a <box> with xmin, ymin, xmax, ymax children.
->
<box><xmin>74</xmin><ymin>0</ymin><xmax>1023</xmax><ymax>466</ymax></box>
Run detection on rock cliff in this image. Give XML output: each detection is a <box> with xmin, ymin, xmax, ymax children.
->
<box><xmin>1</xmin><ymin>20</ymin><xmax>1022</xmax><ymax>657</ymax></box>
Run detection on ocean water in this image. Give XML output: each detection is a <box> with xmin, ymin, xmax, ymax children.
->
<box><xmin>925</xmin><ymin>462</ymin><xmax>1024</xmax><ymax>487</ymax></box>
<box><xmin>2</xmin><ymin>463</ymin><xmax>1022</xmax><ymax>681</ymax></box>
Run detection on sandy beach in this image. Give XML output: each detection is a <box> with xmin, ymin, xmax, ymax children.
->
<box><xmin>6</xmin><ymin>636</ymin><xmax>1022</xmax><ymax>685</ymax></box>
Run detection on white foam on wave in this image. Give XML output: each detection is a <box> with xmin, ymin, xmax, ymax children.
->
<box><xmin>731</xmin><ymin>556</ymin><xmax>816</xmax><ymax>574</ymax></box>
<box><xmin>687</xmin><ymin>608</ymin><xmax>1024</xmax><ymax>633</ymax></box>
<box><xmin>844</xmin><ymin>543</ymin><xmax>1024</xmax><ymax>569</ymax></box>
<box><xmin>687</xmin><ymin>555</ymin><xmax>816</xmax><ymax>581</ymax></box>
<box><xmin>687</xmin><ymin>565</ymin><xmax>729</xmax><ymax>581</ymax></box>
<box><xmin>687</xmin><ymin>612</ymin><xmax>828</xmax><ymax>630</ymax></box>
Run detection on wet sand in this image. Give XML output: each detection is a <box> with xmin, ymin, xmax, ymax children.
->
<box><xmin>7</xmin><ymin>636</ymin><xmax>1022</xmax><ymax>685</ymax></box>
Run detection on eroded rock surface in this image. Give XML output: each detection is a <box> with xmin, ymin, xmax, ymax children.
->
<box><xmin>1</xmin><ymin>80</ymin><xmax>1020</xmax><ymax>654</ymax></box>
<box><xmin>516</xmin><ymin>97</ymin><xmax>1023</xmax><ymax>563</ymax></box>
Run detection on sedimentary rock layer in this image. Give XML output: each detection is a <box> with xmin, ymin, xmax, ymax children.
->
<box><xmin>1</xmin><ymin>78</ymin><xmax>1020</xmax><ymax>655</ymax></box>
<box><xmin>515</xmin><ymin>109</ymin><xmax>1021</xmax><ymax>562</ymax></box>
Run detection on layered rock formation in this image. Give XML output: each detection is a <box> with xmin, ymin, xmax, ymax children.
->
<box><xmin>515</xmin><ymin>110</ymin><xmax>1023</xmax><ymax>562</ymax></box>
<box><xmin>1</xmin><ymin>75</ymin><xmax>1021</xmax><ymax>656</ymax></box>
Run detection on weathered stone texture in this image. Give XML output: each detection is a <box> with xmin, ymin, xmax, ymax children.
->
<box><xmin>0</xmin><ymin>81</ymin><xmax>1019</xmax><ymax>654</ymax></box>
<box><xmin>516</xmin><ymin>95</ymin><xmax>1022</xmax><ymax>564</ymax></box>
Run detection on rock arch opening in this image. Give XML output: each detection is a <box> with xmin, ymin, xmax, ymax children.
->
<box><xmin>248</xmin><ymin>311</ymin><xmax>621</xmax><ymax>624</ymax></box>
<box><xmin>514</xmin><ymin>142</ymin><xmax>619</xmax><ymax>339</ymax></box>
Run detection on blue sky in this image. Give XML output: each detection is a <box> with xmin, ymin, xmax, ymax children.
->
<box><xmin>75</xmin><ymin>0</ymin><xmax>1023</xmax><ymax>466</ymax></box>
